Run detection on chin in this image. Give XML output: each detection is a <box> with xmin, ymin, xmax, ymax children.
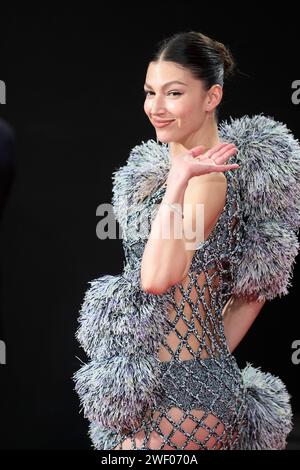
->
<box><xmin>156</xmin><ymin>137</ymin><xmax>169</xmax><ymax>144</ymax></box>
<box><xmin>156</xmin><ymin>132</ymin><xmax>177</xmax><ymax>144</ymax></box>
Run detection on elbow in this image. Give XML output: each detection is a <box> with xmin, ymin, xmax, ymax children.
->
<box><xmin>140</xmin><ymin>264</ymin><xmax>171</xmax><ymax>295</ymax></box>
<box><xmin>140</xmin><ymin>279</ymin><xmax>170</xmax><ymax>295</ymax></box>
<box><xmin>140</xmin><ymin>259</ymin><xmax>187</xmax><ymax>295</ymax></box>
<box><xmin>140</xmin><ymin>271</ymin><xmax>173</xmax><ymax>295</ymax></box>
<box><xmin>140</xmin><ymin>268</ymin><xmax>187</xmax><ymax>295</ymax></box>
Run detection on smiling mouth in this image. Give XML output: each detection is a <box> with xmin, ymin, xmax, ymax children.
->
<box><xmin>153</xmin><ymin>119</ymin><xmax>175</xmax><ymax>127</ymax></box>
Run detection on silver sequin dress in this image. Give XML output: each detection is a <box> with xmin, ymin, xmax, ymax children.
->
<box><xmin>73</xmin><ymin>114</ymin><xmax>300</xmax><ymax>450</ymax></box>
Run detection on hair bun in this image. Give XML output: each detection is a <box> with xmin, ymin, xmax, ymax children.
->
<box><xmin>214</xmin><ymin>40</ymin><xmax>236</xmax><ymax>78</ymax></box>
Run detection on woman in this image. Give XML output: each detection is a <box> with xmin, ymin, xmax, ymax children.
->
<box><xmin>73</xmin><ymin>31</ymin><xmax>300</xmax><ymax>450</ymax></box>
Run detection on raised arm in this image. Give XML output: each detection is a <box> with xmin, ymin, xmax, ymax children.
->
<box><xmin>140</xmin><ymin>143</ymin><xmax>239</xmax><ymax>294</ymax></box>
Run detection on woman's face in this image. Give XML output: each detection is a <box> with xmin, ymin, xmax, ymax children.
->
<box><xmin>143</xmin><ymin>60</ymin><xmax>220</xmax><ymax>144</ymax></box>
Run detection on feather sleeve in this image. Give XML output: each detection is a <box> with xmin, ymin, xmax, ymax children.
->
<box><xmin>72</xmin><ymin>139</ymin><xmax>174</xmax><ymax>433</ymax></box>
<box><xmin>219</xmin><ymin>113</ymin><xmax>300</xmax><ymax>302</ymax></box>
<box><xmin>72</xmin><ymin>265</ymin><xmax>173</xmax><ymax>433</ymax></box>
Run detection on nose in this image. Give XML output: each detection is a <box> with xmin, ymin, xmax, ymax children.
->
<box><xmin>150</xmin><ymin>94</ymin><xmax>166</xmax><ymax>115</ymax></box>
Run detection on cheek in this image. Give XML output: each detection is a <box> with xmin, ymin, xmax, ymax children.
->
<box><xmin>173</xmin><ymin>103</ymin><xmax>199</xmax><ymax>126</ymax></box>
<box><xmin>173</xmin><ymin>103</ymin><xmax>204</xmax><ymax>132</ymax></box>
<box><xmin>172</xmin><ymin>97</ymin><xmax>198</xmax><ymax>120</ymax></box>
<box><xmin>144</xmin><ymin>101</ymin><xmax>148</xmax><ymax>114</ymax></box>
<box><xmin>144</xmin><ymin>100</ymin><xmax>151</xmax><ymax>116</ymax></box>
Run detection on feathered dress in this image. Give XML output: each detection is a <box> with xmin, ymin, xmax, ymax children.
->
<box><xmin>73</xmin><ymin>113</ymin><xmax>300</xmax><ymax>450</ymax></box>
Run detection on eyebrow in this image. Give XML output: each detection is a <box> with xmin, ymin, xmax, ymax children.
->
<box><xmin>144</xmin><ymin>80</ymin><xmax>188</xmax><ymax>89</ymax></box>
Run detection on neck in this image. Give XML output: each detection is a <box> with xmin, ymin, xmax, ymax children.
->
<box><xmin>167</xmin><ymin>114</ymin><xmax>222</xmax><ymax>161</ymax></box>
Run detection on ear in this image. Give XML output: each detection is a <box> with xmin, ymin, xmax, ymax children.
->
<box><xmin>206</xmin><ymin>84</ymin><xmax>223</xmax><ymax>112</ymax></box>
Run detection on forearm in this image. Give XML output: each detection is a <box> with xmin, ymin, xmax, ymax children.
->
<box><xmin>140</xmin><ymin>174</ymin><xmax>189</xmax><ymax>293</ymax></box>
<box><xmin>222</xmin><ymin>295</ymin><xmax>266</xmax><ymax>353</ymax></box>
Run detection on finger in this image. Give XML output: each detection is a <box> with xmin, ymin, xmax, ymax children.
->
<box><xmin>210</xmin><ymin>144</ymin><xmax>237</xmax><ymax>160</ymax></box>
<box><xmin>190</xmin><ymin>143</ymin><xmax>231</xmax><ymax>161</ymax></box>
<box><xmin>188</xmin><ymin>145</ymin><xmax>206</xmax><ymax>157</ymax></box>
<box><xmin>210</xmin><ymin>163</ymin><xmax>240</xmax><ymax>172</ymax></box>
<box><xmin>205</xmin><ymin>143</ymin><xmax>236</xmax><ymax>160</ymax></box>
<box><xmin>213</xmin><ymin>148</ymin><xmax>238</xmax><ymax>164</ymax></box>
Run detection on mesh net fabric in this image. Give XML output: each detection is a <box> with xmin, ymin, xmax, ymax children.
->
<box><xmin>93</xmin><ymin>168</ymin><xmax>248</xmax><ymax>450</ymax></box>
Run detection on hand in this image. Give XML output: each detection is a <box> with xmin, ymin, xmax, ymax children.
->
<box><xmin>169</xmin><ymin>142</ymin><xmax>239</xmax><ymax>183</ymax></box>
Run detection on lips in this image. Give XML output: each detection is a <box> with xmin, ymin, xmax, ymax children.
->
<box><xmin>152</xmin><ymin>119</ymin><xmax>175</xmax><ymax>128</ymax></box>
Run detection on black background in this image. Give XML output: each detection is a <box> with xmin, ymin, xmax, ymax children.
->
<box><xmin>0</xmin><ymin>4</ymin><xmax>299</xmax><ymax>449</ymax></box>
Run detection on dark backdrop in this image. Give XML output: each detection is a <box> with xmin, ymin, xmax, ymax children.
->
<box><xmin>0</xmin><ymin>5</ymin><xmax>299</xmax><ymax>449</ymax></box>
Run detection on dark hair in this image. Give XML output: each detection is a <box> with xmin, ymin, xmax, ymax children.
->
<box><xmin>149</xmin><ymin>31</ymin><xmax>236</xmax><ymax>119</ymax></box>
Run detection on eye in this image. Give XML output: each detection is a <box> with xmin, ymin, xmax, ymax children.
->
<box><xmin>168</xmin><ymin>91</ymin><xmax>182</xmax><ymax>96</ymax></box>
<box><xmin>143</xmin><ymin>90</ymin><xmax>182</xmax><ymax>97</ymax></box>
<box><xmin>144</xmin><ymin>90</ymin><xmax>154</xmax><ymax>96</ymax></box>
